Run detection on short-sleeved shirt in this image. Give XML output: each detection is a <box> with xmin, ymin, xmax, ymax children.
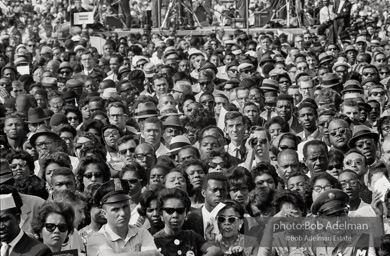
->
<box><xmin>154</xmin><ymin>230</ymin><xmax>206</xmax><ymax>256</ymax></box>
<box><xmin>87</xmin><ymin>224</ymin><xmax>157</xmax><ymax>256</ymax></box>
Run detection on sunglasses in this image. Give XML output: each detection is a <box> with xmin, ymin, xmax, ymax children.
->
<box><xmin>329</xmin><ymin>128</ymin><xmax>347</xmax><ymax>137</ymax></box>
<box><xmin>217</xmin><ymin>216</ymin><xmax>239</xmax><ymax>224</ymax></box>
<box><xmin>84</xmin><ymin>172</ymin><xmax>103</xmax><ymax>179</ymax></box>
<box><xmin>134</xmin><ymin>153</ymin><xmax>154</xmax><ymax>160</ymax></box>
<box><xmin>126</xmin><ymin>179</ymin><xmax>143</xmax><ymax>184</ymax></box>
<box><xmin>380</xmin><ymin>72</ymin><xmax>389</xmax><ymax>75</ymax></box>
<box><xmin>44</xmin><ymin>223</ymin><xmax>68</xmax><ymax>233</ymax></box>
<box><xmin>68</xmin><ymin>116</ymin><xmax>78</xmax><ymax>121</ymax></box>
<box><xmin>208</xmin><ymin>162</ymin><xmax>228</xmax><ymax>169</ymax></box>
<box><xmin>61</xmin><ymin>71</ymin><xmax>71</xmax><ymax>75</ymax></box>
<box><xmin>327</xmin><ymin>164</ymin><xmax>342</xmax><ymax>170</ymax></box>
<box><xmin>119</xmin><ymin>148</ymin><xmax>135</xmax><ymax>155</ymax></box>
<box><xmin>10</xmin><ymin>160</ymin><xmax>27</xmax><ymax>169</ymax></box>
<box><xmin>363</xmin><ymin>72</ymin><xmax>375</xmax><ymax>76</ymax></box>
<box><xmin>241</xmin><ymin>70</ymin><xmax>252</xmax><ymax>74</ymax></box>
<box><xmin>162</xmin><ymin>207</ymin><xmax>186</xmax><ymax>215</ymax></box>
<box><xmin>199</xmin><ymin>81</ymin><xmax>211</xmax><ymax>86</ymax></box>
<box><xmin>250</xmin><ymin>138</ymin><xmax>268</xmax><ymax>147</ymax></box>
<box><xmin>370</xmin><ymin>91</ymin><xmax>386</xmax><ymax>97</ymax></box>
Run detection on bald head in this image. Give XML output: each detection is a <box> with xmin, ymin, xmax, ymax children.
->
<box><xmin>134</xmin><ymin>143</ymin><xmax>156</xmax><ymax>170</ymax></box>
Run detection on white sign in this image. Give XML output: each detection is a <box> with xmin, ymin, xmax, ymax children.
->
<box><xmin>17</xmin><ymin>66</ymin><xmax>29</xmax><ymax>75</ymax></box>
<box><xmin>74</xmin><ymin>12</ymin><xmax>94</xmax><ymax>25</ymax></box>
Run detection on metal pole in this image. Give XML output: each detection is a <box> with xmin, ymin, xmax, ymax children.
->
<box><xmin>158</xmin><ymin>0</ymin><xmax>161</xmax><ymax>27</ymax></box>
<box><xmin>246</xmin><ymin>0</ymin><xmax>249</xmax><ymax>34</ymax></box>
<box><xmin>286</xmin><ymin>0</ymin><xmax>290</xmax><ymax>27</ymax></box>
<box><xmin>69</xmin><ymin>0</ymin><xmax>72</xmax><ymax>35</ymax></box>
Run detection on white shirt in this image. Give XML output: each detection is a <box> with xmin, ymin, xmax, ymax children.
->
<box><xmin>319</xmin><ymin>5</ymin><xmax>335</xmax><ymax>23</ymax></box>
<box><xmin>225</xmin><ymin>143</ymin><xmax>243</xmax><ymax>159</ymax></box>
<box><xmin>1</xmin><ymin>230</ymin><xmax>23</xmax><ymax>255</ymax></box>
<box><xmin>156</xmin><ymin>143</ymin><xmax>169</xmax><ymax>157</ymax></box>
<box><xmin>337</xmin><ymin>0</ymin><xmax>345</xmax><ymax>13</ymax></box>
<box><xmin>201</xmin><ymin>205</ymin><xmax>221</xmax><ymax>239</ymax></box>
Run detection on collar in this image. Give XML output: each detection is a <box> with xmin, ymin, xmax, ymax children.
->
<box><xmin>288</xmin><ymin>116</ymin><xmax>294</xmax><ymax>126</ymax></box>
<box><xmin>104</xmin><ymin>224</ymin><xmax>137</xmax><ymax>242</ymax></box>
<box><xmin>2</xmin><ymin>230</ymin><xmax>23</xmax><ymax>251</ymax></box>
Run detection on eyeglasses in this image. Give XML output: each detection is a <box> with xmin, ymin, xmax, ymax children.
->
<box><xmin>119</xmin><ymin>148</ymin><xmax>135</xmax><ymax>155</ymax></box>
<box><xmin>74</xmin><ymin>141</ymin><xmax>94</xmax><ymax>150</ymax></box>
<box><xmin>60</xmin><ymin>71</ymin><xmax>71</xmax><ymax>75</ymax></box>
<box><xmin>83</xmin><ymin>172</ymin><xmax>103</xmax><ymax>179</ymax></box>
<box><xmin>327</xmin><ymin>164</ymin><xmax>342</xmax><ymax>170</ymax></box>
<box><xmin>201</xmin><ymin>100</ymin><xmax>215</xmax><ymax>106</ymax></box>
<box><xmin>279</xmin><ymin>80</ymin><xmax>289</xmax><ymax>84</ymax></box>
<box><xmin>241</xmin><ymin>70</ymin><xmax>252</xmax><ymax>74</ymax></box>
<box><xmin>250</xmin><ymin>138</ymin><xmax>268</xmax><ymax>146</ymax></box>
<box><xmin>355</xmin><ymin>139</ymin><xmax>374</xmax><ymax>148</ymax></box>
<box><xmin>44</xmin><ymin>223</ymin><xmax>68</xmax><ymax>233</ymax></box>
<box><xmin>363</xmin><ymin>72</ymin><xmax>375</xmax><ymax>76</ymax></box>
<box><xmin>67</xmin><ymin>116</ymin><xmax>78</xmax><ymax>121</ymax></box>
<box><xmin>376</xmin><ymin>58</ymin><xmax>386</xmax><ymax>63</ymax></box>
<box><xmin>9</xmin><ymin>160</ymin><xmax>27</xmax><ymax>169</ymax></box>
<box><xmin>35</xmin><ymin>140</ymin><xmax>52</xmax><ymax>148</ymax></box>
<box><xmin>329</xmin><ymin>128</ymin><xmax>348</xmax><ymax>137</ymax></box>
<box><xmin>370</xmin><ymin>91</ymin><xmax>386</xmax><ymax>97</ymax></box>
<box><xmin>345</xmin><ymin>159</ymin><xmax>364</xmax><ymax>166</ymax></box>
<box><xmin>134</xmin><ymin>153</ymin><xmax>154</xmax><ymax>160</ymax></box>
<box><xmin>162</xmin><ymin>207</ymin><xmax>186</xmax><ymax>215</ymax></box>
<box><xmin>217</xmin><ymin>216</ymin><xmax>240</xmax><ymax>224</ymax></box>
<box><xmin>313</xmin><ymin>185</ymin><xmax>332</xmax><ymax>193</ymax></box>
<box><xmin>380</xmin><ymin>72</ymin><xmax>389</xmax><ymax>75</ymax></box>
<box><xmin>199</xmin><ymin>81</ymin><xmax>211</xmax><ymax>87</ymax></box>
<box><xmin>126</xmin><ymin>179</ymin><xmax>143</xmax><ymax>184</ymax></box>
<box><xmin>340</xmin><ymin>179</ymin><xmax>359</xmax><ymax>188</ymax></box>
<box><xmin>208</xmin><ymin>162</ymin><xmax>228</xmax><ymax>169</ymax></box>
<box><xmin>228</xmin><ymin>69</ymin><xmax>238</xmax><ymax>73</ymax></box>
<box><xmin>104</xmin><ymin>130</ymin><xmax>120</xmax><ymax>137</ymax></box>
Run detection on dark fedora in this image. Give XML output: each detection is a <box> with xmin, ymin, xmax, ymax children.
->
<box><xmin>162</xmin><ymin>116</ymin><xmax>185</xmax><ymax>133</ymax></box>
<box><xmin>321</xmin><ymin>73</ymin><xmax>340</xmax><ymax>88</ymax></box>
<box><xmin>318</xmin><ymin>53</ymin><xmax>333</xmax><ymax>66</ymax></box>
<box><xmin>26</xmin><ymin>107</ymin><xmax>50</xmax><ymax>124</ymax></box>
<box><xmin>341</xmin><ymin>80</ymin><xmax>363</xmax><ymax>95</ymax></box>
<box><xmin>348</xmin><ymin>125</ymin><xmax>379</xmax><ymax>148</ymax></box>
<box><xmin>134</xmin><ymin>102</ymin><xmax>158</xmax><ymax>119</ymax></box>
<box><xmin>29</xmin><ymin>126</ymin><xmax>62</xmax><ymax>148</ymax></box>
<box><xmin>261</xmin><ymin>79</ymin><xmax>279</xmax><ymax>91</ymax></box>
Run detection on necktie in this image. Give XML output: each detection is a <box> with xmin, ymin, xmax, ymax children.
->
<box><xmin>234</xmin><ymin>147</ymin><xmax>240</xmax><ymax>159</ymax></box>
<box><xmin>1</xmin><ymin>244</ymin><xmax>10</xmax><ymax>256</ymax></box>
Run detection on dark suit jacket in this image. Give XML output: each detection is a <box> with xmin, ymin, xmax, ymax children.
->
<box><xmin>182</xmin><ymin>207</ymin><xmax>204</xmax><ymax>238</ymax></box>
<box><xmin>290</xmin><ymin>116</ymin><xmax>303</xmax><ymax>135</ymax></box>
<box><xmin>10</xmin><ymin>233</ymin><xmax>52</xmax><ymax>256</ymax></box>
<box><xmin>334</xmin><ymin>0</ymin><xmax>352</xmax><ymax>27</ymax></box>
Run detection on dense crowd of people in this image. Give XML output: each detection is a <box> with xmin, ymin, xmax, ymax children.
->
<box><xmin>3</xmin><ymin>0</ymin><xmax>390</xmax><ymax>256</ymax></box>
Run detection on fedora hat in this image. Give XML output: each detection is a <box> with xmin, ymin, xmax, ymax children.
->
<box><xmin>341</xmin><ymin>80</ymin><xmax>363</xmax><ymax>95</ymax></box>
<box><xmin>58</xmin><ymin>62</ymin><xmax>73</xmax><ymax>72</ymax></box>
<box><xmin>29</xmin><ymin>126</ymin><xmax>62</xmax><ymax>148</ymax></box>
<box><xmin>0</xmin><ymin>159</ymin><xmax>13</xmax><ymax>184</ymax></box>
<box><xmin>261</xmin><ymin>79</ymin><xmax>279</xmax><ymax>91</ymax></box>
<box><xmin>159</xmin><ymin>105</ymin><xmax>179</xmax><ymax>118</ymax></box>
<box><xmin>354</xmin><ymin>97</ymin><xmax>372</xmax><ymax>112</ymax></box>
<box><xmin>134</xmin><ymin>102</ymin><xmax>158</xmax><ymax>119</ymax></box>
<box><xmin>348</xmin><ymin>125</ymin><xmax>379</xmax><ymax>148</ymax></box>
<box><xmin>168</xmin><ymin>135</ymin><xmax>191</xmax><ymax>154</ymax></box>
<box><xmin>321</xmin><ymin>73</ymin><xmax>340</xmax><ymax>88</ymax></box>
<box><xmin>143</xmin><ymin>63</ymin><xmax>156</xmax><ymax>78</ymax></box>
<box><xmin>318</xmin><ymin>53</ymin><xmax>333</xmax><ymax>65</ymax></box>
<box><xmin>26</xmin><ymin>107</ymin><xmax>50</xmax><ymax>124</ymax></box>
<box><xmin>162</xmin><ymin>116</ymin><xmax>185</xmax><ymax>132</ymax></box>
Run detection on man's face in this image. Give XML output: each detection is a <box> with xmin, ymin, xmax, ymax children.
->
<box><xmin>227</xmin><ymin>66</ymin><xmax>239</xmax><ymax>79</ymax></box>
<box><xmin>199</xmin><ymin>137</ymin><xmax>219</xmax><ymax>159</ymax></box>
<box><xmin>178</xmin><ymin>148</ymin><xmax>198</xmax><ymax>163</ymax></box>
<box><xmin>198</xmin><ymin>91</ymin><xmax>216</xmax><ymax>112</ymax></box>
<box><xmin>202</xmin><ymin>180</ymin><xmax>228</xmax><ymax>209</ymax></box>
<box><xmin>298</xmin><ymin>107</ymin><xmax>316</xmax><ymax>131</ymax></box>
<box><xmin>368</xmin><ymin>102</ymin><xmax>380</xmax><ymax>122</ymax></box>
<box><xmin>335</xmin><ymin>66</ymin><xmax>348</xmax><ymax>82</ymax></box>
<box><xmin>118</xmin><ymin>140</ymin><xmax>137</xmax><ymax>165</ymax></box>
<box><xmin>11</xmin><ymin>84</ymin><xmax>24</xmax><ymax>98</ymax></box>
<box><xmin>108</xmin><ymin>106</ymin><xmax>126</xmax><ymax>129</ymax></box>
<box><xmin>276</xmin><ymin>100</ymin><xmax>293</xmax><ymax>121</ymax></box>
<box><xmin>243</xmin><ymin>105</ymin><xmax>259</xmax><ymax>124</ymax></box>
<box><xmin>153</xmin><ymin>78</ymin><xmax>169</xmax><ymax>97</ymax></box>
<box><xmin>89</xmin><ymin>101</ymin><xmax>103</xmax><ymax>114</ymax></box>
<box><xmin>4</xmin><ymin>118</ymin><xmax>23</xmax><ymax>139</ymax></box>
<box><xmin>163</xmin><ymin>126</ymin><xmax>182</xmax><ymax>146</ymax></box>
<box><xmin>225</xmin><ymin>117</ymin><xmax>246</xmax><ymax>143</ymax></box>
<box><xmin>343</xmin><ymin>152</ymin><xmax>367</xmax><ymax>177</ymax></box>
<box><xmin>81</xmin><ymin>54</ymin><xmax>94</xmax><ymax>69</ymax></box>
<box><xmin>214</xmin><ymin>96</ymin><xmax>228</xmax><ymax>116</ymax></box>
<box><xmin>109</xmin><ymin>58</ymin><xmax>120</xmax><ymax>73</ymax></box>
<box><xmin>328</xmin><ymin>119</ymin><xmax>351</xmax><ymax>149</ymax></box>
<box><xmin>294</xmin><ymin>37</ymin><xmax>303</xmax><ymax>49</ymax></box>
<box><xmin>277</xmin><ymin>153</ymin><xmax>300</xmax><ymax>181</ymax></box>
<box><xmin>357</xmin><ymin>42</ymin><xmax>366</xmax><ymax>52</ymax></box>
<box><xmin>362</xmin><ymin>67</ymin><xmax>378</xmax><ymax>81</ymax></box>
<box><xmin>369</xmin><ymin>88</ymin><xmax>386</xmax><ymax>106</ymax></box>
<box><xmin>159</xmin><ymin>95</ymin><xmax>175</xmax><ymax>108</ymax></box>
<box><xmin>0</xmin><ymin>209</ymin><xmax>21</xmax><ymax>243</ymax></box>
<box><xmin>375</xmin><ymin>54</ymin><xmax>386</xmax><ymax>67</ymax></box>
<box><xmin>384</xmin><ymin>45</ymin><xmax>390</xmax><ymax>56</ymax></box>
<box><xmin>304</xmin><ymin>144</ymin><xmax>328</xmax><ymax>175</ymax></box>
<box><xmin>338</xmin><ymin>172</ymin><xmax>360</xmax><ymax>201</ymax></box>
<box><xmin>342</xmin><ymin>105</ymin><xmax>359</xmax><ymax>123</ymax></box>
<box><xmin>142</xmin><ymin>122</ymin><xmax>162</xmax><ymax>148</ymax></box>
<box><xmin>103</xmin><ymin>44</ymin><xmax>114</xmax><ymax>57</ymax></box>
<box><xmin>287</xmin><ymin>176</ymin><xmax>308</xmax><ymax>199</ymax></box>
<box><xmin>165</xmin><ymin>59</ymin><xmax>178</xmax><ymax>72</ymax></box>
<box><xmin>134</xmin><ymin>144</ymin><xmax>155</xmax><ymax>170</ymax></box>
<box><xmin>353</xmin><ymin>136</ymin><xmax>377</xmax><ymax>165</ymax></box>
<box><xmin>260</xmin><ymin>38</ymin><xmax>271</xmax><ymax>50</ymax></box>
<box><xmin>51</xmin><ymin>175</ymin><xmax>76</xmax><ymax>194</ymax></box>
<box><xmin>102</xmin><ymin>201</ymin><xmax>131</xmax><ymax>230</ymax></box>
<box><xmin>287</xmin><ymin>88</ymin><xmax>302</xmax><ymax>105</ymax></box>
<box><xmin>299</xmin><ymin>81</ymin><xmax>314</xmax><ymax>99</ymax></box>
<box><xmin>252</xmin><ymin>130</ymin><xmax>270</xmax><ymax>159</ymax></box>
<box><xmin>198</xmin><ymin>76</ymin><xmax>214</xmax><ymax>94</ymax></box>
<box><xmin>236</xmin><ymin>89</ymin><xmax>249</xmax><ymax>107</ymax></box>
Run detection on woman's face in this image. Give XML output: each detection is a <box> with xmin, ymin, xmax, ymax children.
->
<box><xmin>10</xmin><ymin>158</ymin><xmax>30</xmax><ymax>180</ymax></box>
<box><xmin>73</xmin><ymin>201</ymin><xmax>86</xmax><ymax>228</ymax></box>
<box><xmin>184</xmin><ymin>164</ymin><xmax>205</xmax><ymax>189</ymax></box>
<box><xmin>179</xmin><ymin>61</ymin><xmax>190</xmax><ymax>73</ymax></box>
<box><xmin>217</xmin><ymin>208</ymin><xmax>242</xmax><ymax>239</ymax></box>
<box><xmin>103</xmin><ymin>128</ymin><xmax>120</xmax><ymax>148</ymax></box>
<box><xmin>41</xmin><ymin>213</ymin><xmax>68</xmax><ymax>249</ymax></box>
<box><xmin>278</xmin><ymin>77</ymin><xmax>290</xmax><ymax>94</ymax></box>
<box><xmin>91</xmin><ymin>205</ymin><xmax>107</xmax><ymax>225</ymax></box>
<box><xmin>182</xmin><ymin>99</ymin><xmax>194</xmax><ymax>116</ymax></box>
<box><xmin>45</xmin><ymin>163</ymin><xmax>61</xmax><ymax>186</ymax></box>
<box><xmin>23</xmin><ymin>141</ymin><xmax>38</xmax><ymax>160</ymax></box>
<box><xmin>161</xmin><ymin>198</ymin><xmax>186</xmax><ymax>232</ymax></box>
<box><xmin>83</xmin><ymin>163</ymin><xmax>104</xmax><ymax>190</ymax></box>
<box><xmin>149</xmin><ymin>167</ymin><xmax>166</xmax><ymax>186</ymax></box>
<box><xmin>122</xmin><ymin>171</ymin><xmax>143</xmax><ymax>197</ymax></box>
<box><xmin>145</xmin><ymin>199</ymin><xmax>163</xmax><ymax>228</ymax></box>
<box><xmin>343</xmin><ymin>152</ymin><xmax>367</xmax><ymax>177</ymax></box>
<box><xmin>208</xmin><ymin>156</ymin><xmax>227</xmax><ymax>173</ymax></box>
<box><xmin>75</xmin><ymin>137</ymin><xmax>92</xmax><ymax>157</ymax></box>
<box><xmin>229</xmin><ymin>183</ymin><xmax>249</xmax><ymax>206</ymax></box>
<box><xmin>164</xmin><ymin>172</ymin><xmax>187</xmax><ymax>191</ymax></box>
<box><xmin>312</xmin><ymin>178</ymin><xmax>332</xmax><ymax>202</ymax></box>
<box><xmin>268</xmin><ymin>123</ymin><xmax>282</xmax><ymax>140</ymax></box>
